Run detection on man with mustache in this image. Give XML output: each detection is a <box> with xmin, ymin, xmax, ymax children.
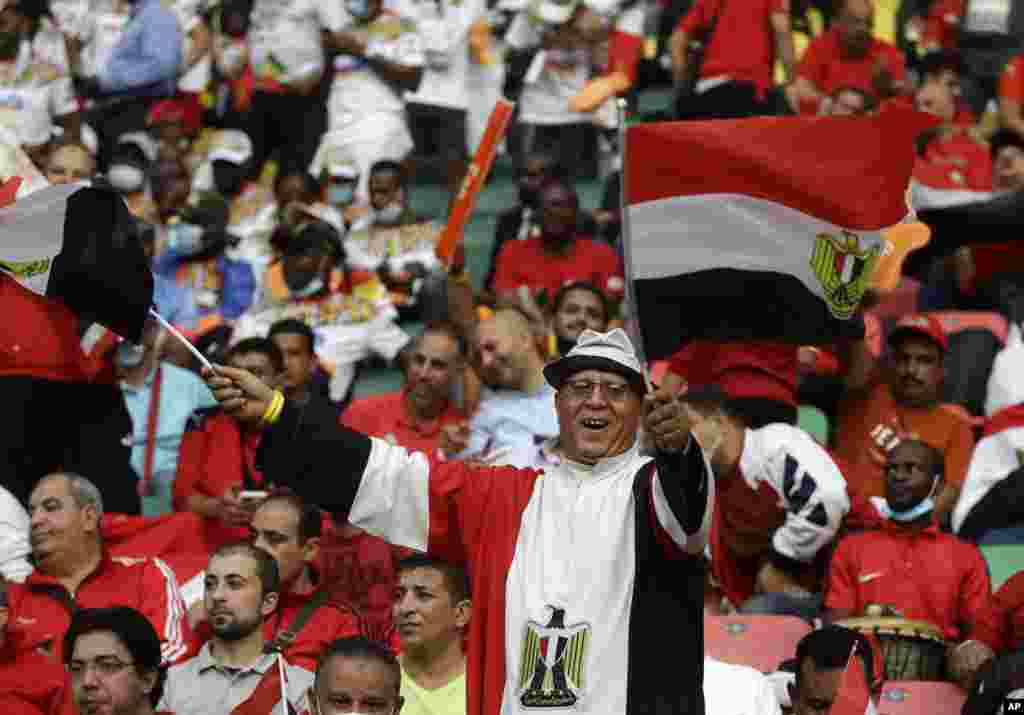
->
<box><xmin>786</xmin><ymin>0</ymin><xmax>906</xmax><ymax>114</ymax></box>
<box><xmin>1</xmin><ymin>473</ymin><xmax>190</xmax><ymax>666</ymax></box>
<box><xmin>160</xmin><ymin>543</ymin><xmax>314</xmax><ymax>715</ymax></box>
<box><xmin>834</xmin><ymin>314</ymin><xmax>975</xmax><ymax>525</ymax></box>
<box><xmin>343</xmin><ymin>323</ymin><xmax>468</xmax><ymax>455</ymax></box>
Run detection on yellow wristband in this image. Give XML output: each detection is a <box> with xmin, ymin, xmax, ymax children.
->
<box><xmin>261</xmin><ymin>391</ymin><xmax>285</xmax><ymax>425</ymax></box>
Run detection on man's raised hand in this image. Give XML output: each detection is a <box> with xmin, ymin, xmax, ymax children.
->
<box><xmin>643</xmin><ymin>387</ymin><xmax>692</xmax><ymax>454</ymax></box>
<box><xmin>202</xmin><ymin>365</ymin><xmax>277</xmax><ymax>425</ymax></box>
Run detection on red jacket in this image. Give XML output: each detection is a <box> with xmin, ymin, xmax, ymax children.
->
<box><xmin>174</xmin><ymin>408</ymin><xmax>266</xmax><ymax>551</ymax></box>
<box><xmin>0</xmin><ymin>274</ymin><xmax>116</xmax><ymax>383</ymax></box>
<box><xmin>0</xmin><ymin>654</ymin><xmax>66</xmax><ymax>715</ymax></box>
<box><xmin>3</xmin><ymin>554</ymin><xmax>192</xmax><ymax>665</ymax></box>
<box><xmin>263</xmin><ymin>586</ymin><xmax>363</xmax><ymax>671</ymax></box>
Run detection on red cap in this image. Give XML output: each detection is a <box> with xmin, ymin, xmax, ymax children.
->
<box><xmin>146</xmin><ymin>98</ymin><xmax>202</xmax><ymax>136</ymax></box>
<box><xmin>888</xmin><ymin>313</ymin><xmax>948</xmax><ymax>353</ymax></box>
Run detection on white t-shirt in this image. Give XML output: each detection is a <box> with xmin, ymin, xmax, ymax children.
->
<box><xmin>249</xmin><ymin>0</ymin><xmax>347</xmax><ymax>86</ymax></box>
<box><xmin>328</xmin><ymin>11</ymin><xmax>424</xmax><ymax>137</ymax></box>
<box><xmin>0</xmin><ymin>41</ymin><xmax>77</xmax><ymax>147</ymax></box>
<box><xmin>58</xmin><ymin>0</ymin><xmax>131</xmax><ymax>77</ymax></box>
<box><xmin>0</xmin><ymin>484</ymin><xmax>31</xmax><ymax>583</ymax></box>
<box><xmin>232</xmin><ymin>280</ymin><xmax>411</xmax><ymax>401</ymax></box>
<box><xmin>505</xmin><ymin>11</ymin><xmax>591</xmax><ymax>125</ymax></box>
<box><xmin>704</xmin><ymin>657</ymin><xmax>782</xmax><ymax>715</ymax></box>
<box><xmin>403</xmin><ymin>0</ymin><xmax>486</xmax><ymax>111</ymax></box>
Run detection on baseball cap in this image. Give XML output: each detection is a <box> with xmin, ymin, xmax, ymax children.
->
<box><xmin>207</xmin><ymin>129</ymin><xmax>253</xmax><ymax>166</ymax></box>
<box><xmin>146</xmin><ymin>98</ymin><xmax>202</xmax><ymax>136</ymax></box>
<box><xmin>543</xmin><ymin>328</ymin><xmax>647</xmax><ymax>394</ymax></box>
<box><xmin>888</xmin><ymin>313</ymin><xmax>948</xmax><ymax>353</ymax></box>
<box><xmin>532</xmin><ymin>0</ymin><xmax>578</xmax><ymax>25</ymax></box>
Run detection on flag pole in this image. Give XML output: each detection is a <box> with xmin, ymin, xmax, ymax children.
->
<box><xmin>149</xmin><ymin>307</ymin><xmax>217</xmax><ymax>374</ymax></box>
<box><xmin>616</xmin><ymin>98</ymin><xmax>653</xmax><ymax>392</ymax></box>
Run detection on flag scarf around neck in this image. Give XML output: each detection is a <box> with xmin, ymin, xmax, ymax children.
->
<box><xmin>623</xmin><ymin>109</ymin><xmax>922</xmax><ymax>359</ymax></box>
<box><xmin>829</xmin><ymin>646</ymin><xmax>878</xmax><ymax>715</ymax></box>
<box><xmin>0</xmin><ymin>182</ymin><xmax>154</xmax><ymax>342</ymax></box>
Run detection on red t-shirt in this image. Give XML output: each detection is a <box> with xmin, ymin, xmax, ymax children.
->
<box><xmin>668</xmin><ymin>340</ymin><xmax>798</xmax><ymax>406</ymax></box>
<box><xmin>913</xmin><ymin>129</ymin><xmax>994</xmax><ymax>193</ymax></box>
<box><xmin>678</xmin><ymin>0</ymin><xmax>788</xmax><ymax>93</ymax></box>
<box><xmin>174</xmin><ymin>410</ymin><xmax>267</xmax><ymax>551</ymax></box>
<box><xmin>834</xmin><ymin>382</ymin><xmax>976</xmax><ymax>500</ymax></box>
<box><xmin>924</xmin><ymin>0</ymin><xmax>963</xmax><ymax>52</ymax></box>
<box><xmin>341</xmin><ymin>391</ymin><xmax>467</xmax><ymax>457</ymax></box>
<box><xmin>491</xmin><ymin>235</ymin><xmax>624</xmax><ymax>303</ymax></box>
<box><xmin>1000</xmin><ymin>55</ymin><xmax>1024</xmax><ymax>103</ymax></box>
<box><xmin>825</xmin><ymin>522</ymin><xmax>990</xmax><ymax>640</ymax></box>
<box><xmin>973</xmin><ymin>571</ymin><xmax>1024</xmax><ymax>653</ymax></box>
<box><xmin>797</xmin><ymin>27</ymin><xmax>907</xmax><ymax>104</ymax></box>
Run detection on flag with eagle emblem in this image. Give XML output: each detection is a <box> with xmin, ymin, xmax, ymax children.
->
<box><xmin>622</xmin><ymin>107</ymin><xmax>927</xmax><ymax>359</ymax></box>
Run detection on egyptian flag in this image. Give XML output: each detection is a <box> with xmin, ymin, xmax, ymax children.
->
<box><xmin>952</xmin><ymin>403</ymin><xmax>1024</xmax><ymax>537</ymax></box>
<box><xmin>828</xmin><ymin>645</ymin><xmax>878</xmax><ymax>715</ymax></box>
<box><xmin>906</xmin><ymin>190</ymin><xmax>1024</xmax><ymax>286</ymax></box>
<box><xmin>623</xmin><ymin>108</ymin><xmax>926</xmax><ymax>359</ymax></box>
<box><xmin>0</xmin><ymin>179</ymin><xmax>153</xmax><ymax>342</ymax></box>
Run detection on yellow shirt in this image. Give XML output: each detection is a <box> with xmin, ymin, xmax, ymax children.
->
<box><xmin>400</xmin><ymin>667</ymin><xmax>467</xmax><ymax>715</ymax></box>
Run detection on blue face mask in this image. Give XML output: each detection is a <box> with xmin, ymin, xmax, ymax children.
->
<box><xmin>168</xmin><ymin>222</ymin><xmax>204</xmax><ymax>256</ymax></box>
<box><xmin>327</xmin><ymin>183</ymin><xmax>356</xmax><ymax>207</ymax></box>
<box><xmin>882</xmin><ymin>475</ymin><xmax>940</xmax><ymax>522</ymax></box>
<box><xmin>346</xmin><ymin>0</ymin><xmax>370</xmax><ymax>19</ymax></box>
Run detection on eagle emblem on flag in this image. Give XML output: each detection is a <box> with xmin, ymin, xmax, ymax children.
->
<box><xmin>518</xmin><ymin>606</ymin><xmax>590</xmax><ymax>709</ymax></box>
<box><xmin>810</xmin><ymin>231</ymin><xmax>880</xmax><ymax>320</ymax></box>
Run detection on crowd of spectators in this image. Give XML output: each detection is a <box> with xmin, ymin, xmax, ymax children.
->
<box><xmin>2</xmin><ymin>0</ymin><xmax>1024</xmax><ymax>712</ymax></box>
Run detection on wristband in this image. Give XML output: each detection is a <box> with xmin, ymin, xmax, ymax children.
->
<box><xmin>261</xmin><ymin>390</ymin><xmax>285</xmax><ymax>426</ymax></box>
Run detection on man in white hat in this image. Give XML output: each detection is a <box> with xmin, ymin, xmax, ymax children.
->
<box><xmin>205</xmin><ymin>328</ymin><xmax>713</xmax><ymax>715</ymax></box>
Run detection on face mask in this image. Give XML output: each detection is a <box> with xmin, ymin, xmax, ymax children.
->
<box><xmin>289</xmin><ymin>275</ymin><xmax>324</xmax><ymax>298</ymax></box>
<box><xmin>218</xmin><ymin>41</ymin><xmax>246</xmax><ymax>75</ymax></box>
<box><xmin>0</xmin><ymin>31</ymin><xmax>19</xmax><ymax>59</ymax></box>
<box><xmin>375</xmin><ymin>203</ymin><xmax>404</xmax><ymax>226</ymax></box>
<box><xmin>327</xmin><ymin>183</ymin><xmax>356</xmax><ymax>207</ymax></box>
<box><xmin>212</xmin><ymin>161</ymin><xmax>246</xmax><ymax>198</ymax></box>
<box><xmin>168</xmin><ymin>222</ymin><xmax>204</xmax><ymax>255</ymax></box>
<box><xmin>115</xmin><ymin>341</ymin><xmax>146</xmax><ymax>369</ymax></box>
<box><xmin>108</xmin><ymin>164</ymin><xmax>146</xmax><ymax>194</ymax></box>
<box><xmin>346</xmin><ymin>0</ymin><xmax>370</xmax><ymax>19</ymax></box>
<box><xmin>882</xmin><ymin>475</ymin><xmax>939</xmax><ymax>522</ymax></box>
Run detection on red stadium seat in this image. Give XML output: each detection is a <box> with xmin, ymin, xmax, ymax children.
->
<box><xmin>931</xmin><ymin>311</ymin><xmax>1009</xmax><ymax>345</ymax></box>
<box><xmin>704</xmin><ymin>614</ymin><xmax>812</xmax><ymax>673</ymax></box>
<box><xmin>927</xmin><ymin>311</ymin><xmax>1009</xmax><ymax>416</ymax></box>
<box><xmin>877</xmin><ymin>681</ymin><xmax>966</xmax><ymax>715</ymax></box>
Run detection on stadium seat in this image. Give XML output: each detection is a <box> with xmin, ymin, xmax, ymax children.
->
<box><xmin>981</xmin><ymin>544</ymin><xmax>1024</xmax><ymax>589</ymax></box>
<box><xmin>877</xmin><ymin>681</ymin><xmax>966</xmax><ymax>715</ymax></box>
<box><xmin>928</xmin><ymin>312</ymin><xmax>1009</xmax><ymax>416</ymax></box>
<box><xmin>704</xmin><ymin>614</ymin><xmax>812</xmax><ymax>673</ymax></box>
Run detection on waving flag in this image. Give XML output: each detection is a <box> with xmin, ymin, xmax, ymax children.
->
<box><xmin>0</xmin><ymin>182</ymin><xmax>154</xmax><ymax>342</ymax></box>
<box><xmin>622</xmin><ymin>109</ymin><xmax>925</xmax><ymax>359</ymax></box>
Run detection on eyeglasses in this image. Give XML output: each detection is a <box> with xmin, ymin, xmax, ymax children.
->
<box><xmin>68</xmin><ymin>657</ymin><xmax>135</xmax><ymax>679</ymax></box>
<box><xmin>562</xmin><ymin>379</ymin><xmax>632</xmax><ymax>402</ymax></box>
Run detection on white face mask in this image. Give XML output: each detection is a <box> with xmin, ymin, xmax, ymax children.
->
<box><xmin>217</xmin><ymin>41</ymin><xmax>245</xmax><ymax>75</ymax></box>
<box><xmin>108</xmin><ymin>164</ymin><xmax>146</xmax><ymax>193</ymax></box>
<box><xmin>375</xmin><ymin>203</ymin><xmax>403</xmax><ymax>225</ymax></box>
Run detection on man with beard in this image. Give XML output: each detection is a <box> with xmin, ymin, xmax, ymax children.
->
<box><xmin>159</xmin><ymin>543</ymin><xmax>314</xmax><ymax>715</ymax></box>
<box><xmin>834</xmin><ymin>314</ymin><xmax>975</xmax><ymax>524</ymax></box>
<box><xmin>546</xmin><ymin>282</ymin><xmax>610</xmax><ymax>360</ymax></box>
<box><xmin>232</xmin><ymin>220</ymin><xmax>410</xmax><ymax>406</ymax></box>
<box><xmin>342</xmin><ymin>322</ymin><xmax>469</xmax><ymax>455</ymax></box>
<box><xmin>786</xmin><ymin>0</ymin><xmax>906</xmax><ymax>115</ymax></box>
<box><xmin>491</xmin><ymin>178</ymin><xmax>624</xmax><ymax>310</ymax></box>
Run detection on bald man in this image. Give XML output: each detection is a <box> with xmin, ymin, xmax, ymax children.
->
<box><xmin>440</xmin><ymin>309</ymin><xmax>558</xmax><ymax>468</ymax></box>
